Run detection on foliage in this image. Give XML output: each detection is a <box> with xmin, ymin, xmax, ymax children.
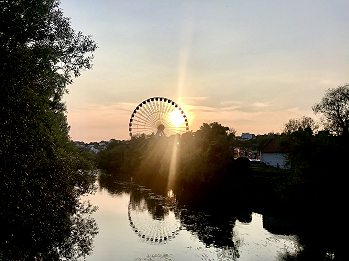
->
<box><xmin>282</xmin><ymin>116</ymin><xmax>319</xmax><ymax>134</ymax></box>
<box><xmin>0</xmin><ymin>0</ymin><xmax>98</xmax><ymax>260</ymax></box>
<box><xmin>281</xmin><ymin>128</ymin><xmax>343</xmax><ymax>183</ymax></box>
<box><xmin>312</xmin><ymin>84</ymin><xmax>349</xmax><ymax>136</ymax></box>
<box><xmin>278</xmin><ymin>125</ymin><xmax>346</xmax><ymax>243</ymax></box>
<box><xmin>96</xmin><ymin>140</ymin><xmax>128</xmax><ymax>174</ymax></box>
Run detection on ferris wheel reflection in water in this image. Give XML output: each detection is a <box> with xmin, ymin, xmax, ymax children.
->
<box><xmin>127</xmin><ymin>186</ymin><xmax>182</xmax><ymax>245</ymax></box>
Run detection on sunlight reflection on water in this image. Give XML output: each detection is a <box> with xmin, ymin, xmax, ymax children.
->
<box><xmin>234</xmin><ymin>213</ymin><xmax>298</xmax><ymax>260</ymax></box>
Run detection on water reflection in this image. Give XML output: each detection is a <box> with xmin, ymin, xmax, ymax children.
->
<box><xmin>181</xmin><ymin>209</ymin><xmax>241</xmax><ymax>259</ymax></box>
<box><xmin>100</xmin><ymin>175</ymin><xmax>182</xmax><ymax>245</ymax></box>
<box><xmin>94</xmin><ymin>174</ymin><xmax>300</xmax><ymax>261</ymax></box>
<box><xmin>128</xmin><ymin>188</ymin><xmax>182</xmax><ymax>244</ymax></box>
<box><xmin>99</xmin><ymin>175</ymin><xmax>246</xmax><ymax>258</ymax></box>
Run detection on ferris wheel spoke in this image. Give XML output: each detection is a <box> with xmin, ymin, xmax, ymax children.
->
<box><xmin>145</xmin><ymin>110</ymin><xmax>160</xmax><ymax>128</ymax></box>
<box><xmin>132</xmin><ymin>118</ymin><xmax>156</xmax><ymax>128</ymax></box>
<box><xmin>132</xmin><ymin>122</ymin><xmax>153</xmax><ymax>129</ymax></box>
<box><xmin>134</xmin><ymin>112</ymin><xmax>155</xmax><ymax>125</ymax></box>
<box><xmin>164</xmin><ymin>101</ymin><xmax>174</xmax><ymax>117</ymax></box>
<box><xmin>140</xmin><ymin>103</ymin><xmax>153</xmax><ymax>118</ymax></box>
<box><xmin>132</xmin><ymin>123</ymin><xmax>156</xmax><ymax>131</ymax></box>
<box><xmin>132</xmin><ymin>122</ymin><xmax>154</xmax><ymax>130</ymax></box>
<box><xmin>133</xmin><ymin>113</ymin><xmax>151</xmax><ymax>122</ymax></box>
<box><xmin>134</xmin><ymin>108</ymin><xmax>153</xmax><ymax>123</ymax></box>
<box><xmin>135</xmin><ymin>127</ymin><xmax>153</xmax><ymax>131</ymax></box>
<box><xmin>147</xmin><ymin>100</ymin><xmax>156</xmax><ymax>115</ymax></box>
<box><xmin>133</xmin><ymin>116</ymin><xmax>155</xmax><ymax>128</ymax></box>
<box><xmin>157</xmin><ymin>99</ymin><xmax>163</xmax><ymax>118</ymax></box>
<box><xmin>147</xmin><ymin>113</ymin><xmax>160</xmax><ymax>127</ymax></box>
<box><xmin>136</xmin><ymin>102</ymin><xmax>157</xmax><ymax>124</ymax></box>
<box><xmin>136</xmin><ymin>113</ymin><xmax>158</xmax><ymax>130</ymax></box>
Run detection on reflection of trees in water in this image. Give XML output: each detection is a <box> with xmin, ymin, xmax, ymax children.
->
<box><xmin>129</xmin><ymin>189</ymin><xmax>174</xmax><ymax>220</ymax></box>
<box><xmin>180</xmin><ymin>209</ymin><xmax>241</xmax><ymax>260</ymax></box>
<box><xmin>98</xmin><ymin>173</ymin><xmax>133</xmax><ymax>196</ymax></box>
<box><xmin>59</xmin><ymin>201</ymin><xmax>99</xmax><ymax>260</ymax></box>
<box><xmin>0</xmin><ymin>199</ymin><xmax>98</xmax><ymax>261</ymax></box>
<box><xmin>100</xmin><ymin>173</ymin><xmax>182</xmax><ymax>244</ymax></box>
<box><xmin>99</xmin><ymin>175</ymin><xmax>249</xmax><ymax>256</ymax></box>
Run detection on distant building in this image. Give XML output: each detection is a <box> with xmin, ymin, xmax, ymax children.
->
<box><xmin>260</xmin><ymin>138</ymin><xmax>289</xmax><ymax>169</ymax></box>
<box><xmin>241</xmin><ymin>133</ymin><xmax>255</xmax><ymax>140</ymax></box>
<box><xmin>88</xmin><ymin>144</ymin><xmax>99</xmax><ymax>153</ymax></box>
<box><xmin>237</xmin><ymin>133</ymin><xmax>255</xmax><ymax>141</ymax></box>
<box><xmin>99</xmin><ymin>141</ymin><xmax>108</xmax><ymax>149</ymax></box>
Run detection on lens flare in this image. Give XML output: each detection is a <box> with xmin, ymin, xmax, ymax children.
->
<box><xmin>167</xmin><ymin>135</ymin><xmax>179</xmax><ymax>191</ymax></box>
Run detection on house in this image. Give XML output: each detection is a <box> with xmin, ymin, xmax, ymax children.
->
<box><xmin>240</xmin><ymin>133</ymin><xmax>255</xmax><ymax>141</ymax></box>
<box><xmin>260</xmin><ymin>138</ymin><xmax>289</xmax><ymax>169</ymax></box>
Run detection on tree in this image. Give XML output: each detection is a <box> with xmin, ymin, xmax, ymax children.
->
<box><xmin>312</xmin><ymin>84</ymin><xmax>349</xmax><ymax>136</ymax></box>
<box><xmin>0</xmin><ymin>0</ymin><xmax>98</xmax><ymax>260</ymax></box>
<box><xmin>282</xmin><ymin>116</ymin><xmax>319</xmax><ymax>134</ymax></box>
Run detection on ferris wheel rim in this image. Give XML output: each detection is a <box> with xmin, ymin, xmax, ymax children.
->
<box><xmin>128</xmin><ymin>97</ymin><xmax>189</xmax><ymax>138</ymax></box>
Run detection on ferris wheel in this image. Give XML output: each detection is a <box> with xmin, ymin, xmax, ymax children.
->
<box><xmin>129</xmin><ymin>97</ymin><xmax>189</xmax><ymax>137</ymax></box>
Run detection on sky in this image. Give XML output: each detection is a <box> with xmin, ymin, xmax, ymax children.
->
<box><xmin>61</xmin><ymin>0</ymin><xmax>349</xmax><ymax>142</ymax></box>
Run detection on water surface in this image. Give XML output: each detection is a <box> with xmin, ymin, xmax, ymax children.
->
<box><xmin>80</xmin><ymin>181</ymin><xmax>298</xmax><ymax>261</ymax></box>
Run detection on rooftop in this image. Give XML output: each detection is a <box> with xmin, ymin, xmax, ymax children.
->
<box><xmin>261</xmin><ymin>137</ymin><xmax>288</xmax><ymax>153</ymax></box>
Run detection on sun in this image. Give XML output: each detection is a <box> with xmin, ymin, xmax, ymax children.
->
<box><xmin>169</xmin><ymin>110</ymin><xmax>185</xmax><ymax>126</ymax></box>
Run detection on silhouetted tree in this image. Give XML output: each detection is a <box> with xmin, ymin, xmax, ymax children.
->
<box><xmin>0</xmin><ymin>0</ymin><xmax>98</xmax><ymax>259</ymax></box>
<box><xmin>312</xmin><ymin>84</ymin><xmax>349</xmax><ymax>137</ymax></box>
<box><xmin>282</xmin><ymin>116</ymin><xmax>319</xmax><ymax>134</ymax></box>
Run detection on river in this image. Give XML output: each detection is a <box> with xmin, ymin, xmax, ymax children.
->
<box><xmin>79</xmin><ymin>178</ymin><xmax>299</xmax><ymax>261</ymax></box>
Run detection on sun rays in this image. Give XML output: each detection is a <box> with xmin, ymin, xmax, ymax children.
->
<box><xmin>167</xmin><ymin>135</ymin><xmax>179</xmax><ymax>192</ymax></box>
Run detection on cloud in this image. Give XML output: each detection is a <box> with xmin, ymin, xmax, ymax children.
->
<box><xmin>220</xmin><ymin>100</ymin><xmax>243</xmax><ymax>106</ymax></box>
<box><xmin>251</xmin><ymin>102</ymin><xmax>271</xmax><ymax>108</ymax></box>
